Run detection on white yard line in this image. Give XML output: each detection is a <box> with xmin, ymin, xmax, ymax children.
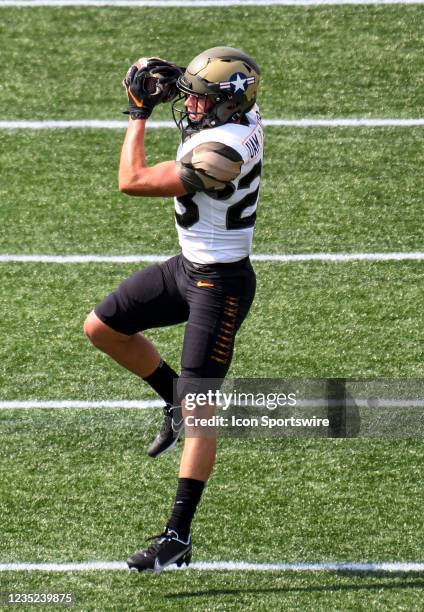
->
<box><xmin>0</xmin><ymin>255</ymin><xmax>170</xmax><ymax>263</ymax></box>
<box><xmin>251</xmin><ymin>252</ymin><xmax>424</xmax><ymax>262</ymax></box>
<box><xmin>1</xmin><ymin>560</ymin><xmax>424</xmax><ymax>572</ymax></box>
<box><xmin>0</xmin><ymin>120</ymin><xmax>175</xmax><ymax>129</ymax></box>
<box><xmin>294</xmin><ymin>399</ymin><xmax>424</xmax><ymax>408</ymax></box>
<box><xmin>0</xmin><ymin>399</ymin><xmax>423</xmax><ymax>409</ymax></box>
<box><xmin>0</xmin><ymin>400</ymin><xmax>162</xmax><ymax>409</ymax></box>
<box><xmin>0</xmin><ymin>0</ymin><xmax>423</xmax><ymax>7</ymax></box>
<box><xmin>1</xmin><ymin>119</ymin><xmax>423</xmax><ymax>129</ymax></box>
<box><xmin>1</xmin><ymin>253</ymin><xmax>424</xmax><ymax>263</ymax></box>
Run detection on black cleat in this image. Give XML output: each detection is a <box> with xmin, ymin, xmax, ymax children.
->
<box><xmin>127</xmin><ymin>529</ymin><xmax>192</xmax><ymax>573</ymax></box>
<box><xmin>147</xmin><ymin>404</ymin><xmax>184</xmax><ymax>458</ymax></box>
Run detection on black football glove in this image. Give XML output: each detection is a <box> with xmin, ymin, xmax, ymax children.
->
<box><xmin>123</xmin><ymin>57</ymin><xmax>184</xmax><ymax>120</ymax></box>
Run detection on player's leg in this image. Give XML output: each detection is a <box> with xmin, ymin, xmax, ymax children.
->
<box><xmin>84</xmin><ymin>257</ymin><xmax>189</xmax><ymax>406</ymax></box>
<box><xmin>84</xmin><ymin>311</ymin><xmax>161</xmax><ymax>377</ymax></box>
<box><xmin>127</xmin><ymin>259</ymin><xmax>256</xmax><ymax>572</ymax></box>
<box><xmin>168</xmin><ymin>262</ymin><xmax>256</xmax><ymax>539</ymax></box>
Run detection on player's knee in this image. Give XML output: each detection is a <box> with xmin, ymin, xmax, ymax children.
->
<box><xmin>84</xmin><ymin>310</ymin><xmax>133</xmax><ymax>351</ymax></box>
<box><xmin>83</xmin><ymin>311</ymin><xmax>107</xmax><ymax>348</ymax></box>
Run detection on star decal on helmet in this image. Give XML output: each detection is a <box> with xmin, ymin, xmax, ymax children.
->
<box><xmin>219</xmin><ymin>72</ymin><xmax>256</xmax><ymax>93</ymax></box>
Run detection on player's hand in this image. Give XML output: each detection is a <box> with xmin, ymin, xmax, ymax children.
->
<box><xmin>123</xmin><ymin>58</ymin><xmax>158</xmax><ymax>120</ymax></box>
<box><xmin>123</xmin><ymin>57</ymin><xmax>184</xmax><ymax>120</ymax></box>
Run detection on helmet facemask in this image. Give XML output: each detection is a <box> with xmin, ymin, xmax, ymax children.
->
<box><xmin>172</xmin><ymin>85</ymin><xmax>237</xmax><ymax>139</ymax></box>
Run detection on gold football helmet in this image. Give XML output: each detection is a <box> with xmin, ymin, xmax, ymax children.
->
<box><xmin>172</xmin><ymin>46</ymin><xmax>260</xmax><ymax>136</ymax></box>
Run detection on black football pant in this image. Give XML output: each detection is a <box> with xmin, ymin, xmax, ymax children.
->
<box><xmin>94</xmin><ymin>254</ymin><xmax>256</xmax><ymax>401</ymax></box>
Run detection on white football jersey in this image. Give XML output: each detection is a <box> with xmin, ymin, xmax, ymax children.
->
<box><xmin>174</xmin><ymin>105</ymin><xmax>264</xmax><ymax>264</ymax></box>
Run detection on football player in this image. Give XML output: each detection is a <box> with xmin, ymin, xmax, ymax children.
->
<box><xmin>84</xmin><ymin>47</ymin><xmax>263</xmax><ymax>572</ymax></box>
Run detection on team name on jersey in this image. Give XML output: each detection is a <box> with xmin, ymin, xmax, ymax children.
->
<box><xmin>244</xmin><ymin>132</ymin><xmax>262</xmax><ymax>159</ymax></box>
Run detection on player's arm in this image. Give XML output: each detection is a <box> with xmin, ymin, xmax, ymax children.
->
<box><xmin>118</xmin><ymin>57</ymin><xmax>186</xmax><ymax>198</ymax></box>
<box><xmin>119</xmin><ymin>119</ymin><xmax>186</xmax><ymax>197</ymax></box>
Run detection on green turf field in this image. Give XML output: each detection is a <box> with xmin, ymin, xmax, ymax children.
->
<box><xmin>0</xmin><ymin>6</ymin><xmax>423</xmax><ymax>119</ymax></box>
<box><xmin>1</xmin><ymin>3</ymin><xmax>424</xmax><ymax>611</ymax></box>
<box><xmin>1</xmin><ymin>127</ymin><xmax>423</xmax><ymax>254</ymax></box>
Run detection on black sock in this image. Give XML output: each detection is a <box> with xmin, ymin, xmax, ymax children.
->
<box><xmin>166</xmin><ymin>478</ymin><xmax>205</xmax><ymax>540</ymax></box>
<box><xmin>143</xmin><ymin>359</ymin><xmax>178</xmax><ymax>405</ymax></box>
